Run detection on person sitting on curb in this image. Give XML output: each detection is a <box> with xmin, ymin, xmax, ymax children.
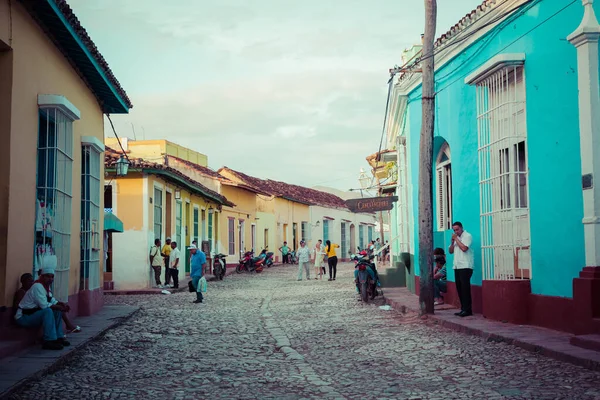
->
<box><xmin>14</xmin><ymin>267</ymin><xmax>70</xmax><ymax>350</ymax></box>
<box><xmin>433</xmin><ymin>248</ymin><xmax>448</xmax><ymax>306</ymax></box>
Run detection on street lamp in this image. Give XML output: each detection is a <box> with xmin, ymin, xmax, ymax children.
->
<box><xmin>208</xmin><ymin>206</ymin><xmax>214</xmax><ymax>215</ymax></box>
<box><xmin>115</xmin><ymin>155</ymin><xmax>130</xmax><ymax>177</ymax></box>
<box><xmin>174</xmin><ymin>189</ymin><xmax>181</xmax><ymax>200</ymax></box>
<box><xmin>358</xmin><ymin>168</ymin><xmax>371</xmax><ymax>190</ymax></box>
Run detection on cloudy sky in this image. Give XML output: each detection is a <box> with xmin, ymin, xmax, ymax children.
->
<box><xmin>70</xmin><ymin>0</ymin><xmax>482</xmax><ymax>190</ymax></box>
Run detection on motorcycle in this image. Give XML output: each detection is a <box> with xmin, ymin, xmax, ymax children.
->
<box><xmin>265</xmin><ymin>251</ymin><xmax>274</xmax><ymax>268</ymax></box>
<box><xmin>354</xmin><ymin>252</ymin><xmax>380</xmax><ymax>303</ymax></box>
<box><xmin>288</xmin><ymin>251</ymin><xmax>297</xmax><ymax>264</ymax></box>
<box><xmin>213</xmin><ymin>253</ymin><xmax>227</xmax><ymax>280</ymax></box>
<box><xmin>236</xmin><ymin>250</ymin><xmax>265</xmax><ymax>273</ymax></box>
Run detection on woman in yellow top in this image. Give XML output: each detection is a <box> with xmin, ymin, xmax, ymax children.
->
<box><xmin>325</xmin><ymin>240</ymin><xmax>340</xmax><ymax>281</ymax></box>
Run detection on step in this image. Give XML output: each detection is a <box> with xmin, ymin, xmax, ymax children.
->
<box><xmin>571</xmin><ymin>334</ymin><xmax>600</xmax><ymax>352</ymax></box>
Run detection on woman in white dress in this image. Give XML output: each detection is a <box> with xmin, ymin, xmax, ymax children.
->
<box><xmin>313</xmin><ymin>239</ymin><xmax>325</xmax><ymax>280</ymax></box>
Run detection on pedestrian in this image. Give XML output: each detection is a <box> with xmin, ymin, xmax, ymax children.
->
<box><xmin>449</xmin><ymin>221</ymin><xmax>474</xmax><ymax>317</ymax></box>
<box><xmin>279</xmin><ymin>241</ymin><xmax>290</xmax><ymax>264</ymax></box>
<box><xmin>296</xmin><ymin>240</ymin><xmax>311</xmax><ymax>281</ymax></box>
<box><xmin>325</xmin><ymin>240</ymin><xmax>339</xmax><ymax>281</ymax></box>
<box><xmin>189</xmin><ymin>244</ymin><xmax>206</xmax><ymax>304</ymax></box>
<box><xmin>169</xmin><ymin>241</ymin><xmax>181</xmax><ymax>289</ymax></box>
<box><xmin>433</xmin><ymin>248</ymin><xmax>447</xmax><ymax>305</ymax></box>
<box><xmin>313</xmin><ymin>239</ymin><xmax>325</xmax><ymax>280</ymax></box>
<box><xmin>161</xmin><ymin>238</ymin><xmax>172</xmax><ymax>287</ymax></box>
<box><xmin>14</xmin><ymin>267</ymin><xmax>70</xmax><ymax>350</ymax></box>
<box><xmin>149</xmin><ymin>238</ymin><xmax>163</xmax><ymax>288</ymax></box>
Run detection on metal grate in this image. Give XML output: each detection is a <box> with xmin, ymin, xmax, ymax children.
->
<box><xmin>476</xmin><ymin>65</ymin><xmax>531</xmax><ymax>280</ymax></box>
<box><xmin>341</xmin><ymin>222</ymin><xmax>347</xmax><ymax>256</ymax></box>
<box><xmin>153</xmin><ymin>188</ymin><xmax>162</xmax><ymax>241</ymax></box>
<box><xmin>81</xmin><ymin>146</ymin><xmax>101</xmax><ymax>290</ymax></box>
<box><xmin>35</xmin><ymin>108</ymin><xmax>73</xmax><ymax>302</ymax></box>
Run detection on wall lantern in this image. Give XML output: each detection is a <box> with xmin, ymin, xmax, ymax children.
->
<box><xmin>116</xmin><ymin>155</ymin><xmax>130</xmax><ymax>177</ymax></box>
<box><xmin>208</xmin><ymin>206</ymin><xmax>214</xmax><ymax>215</ymax></box>
<box><xmin>174</xmin><ymin>189</ymin><xmax>181</xmax><ymax>200</ymax></box>
<box><xmin>358</xmin><ymin>168</ymin><xmax>371</xmax><ymax>190</ymax></box>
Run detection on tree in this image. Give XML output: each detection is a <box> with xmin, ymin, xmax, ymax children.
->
<box><xmin>418</xmin><ymin>0</ymin><xmax>437</xmax><ymax>315</ymax></box>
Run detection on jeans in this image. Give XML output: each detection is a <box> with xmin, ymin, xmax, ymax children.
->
<box><xmin>16</xmin><ymin>308</ymin><xmax>63</xmax><ymax>342</ymax></box>
<box><xmin>283</xmin><ymin>254</ymin><xmax>289</xmax><ymax>264</ymax></box>
<box><xmin>455</xmin><ymin>268</ymin><xmax>473</xmax><ymax>313</ymax></box>
<box><xmin>151</xmin><ymin>265</ymin><xmax>162</xmax><ymax>285</ymax></box>
<box><xmin>434</xmin><ymin>279</ymin><xmax>447</xmax><ymax>299</ymax></box>
<box><xmin>297</xmin><ymin>261</ymin><xmax>310</xmax><ymax>280</ymax></box>
<box><xmin>170</xmin><ymin>268</ymin><xmax>179</xmax><ymax>288</ymax></box>
<box><xmin>191</xmin><ymin>276</ymin><xmax>204</xmax><ymax>302</ymax></box>
<box><xmin>164</xmin><ymin>258</ymin><xmax>171</xmax><ymax>284</ymax></box>
<box><xmin>328</xmin><ymin>256</ymin><xmax>338</xmax><ymax>279</ymax></box>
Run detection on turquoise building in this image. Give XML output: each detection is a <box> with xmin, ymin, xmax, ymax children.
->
<box><xmin>383</xmin><ymin>0</ymin><xmax>600</xmax><ymax>334</ymax></box>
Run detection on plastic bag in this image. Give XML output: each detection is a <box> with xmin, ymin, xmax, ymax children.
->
<box><xmin>199</xmin><ymin>276</ymin><xmax>207</xmax><ymax>293</ymax></box>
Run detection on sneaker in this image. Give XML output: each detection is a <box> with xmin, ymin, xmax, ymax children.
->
<box><xmin>58</xmin><ymin>338</ymin><xmax>71</xmax><ymax>346</ymax></box>
<box><xmin>42</xmin><ymin>340</ymin><xmax>64</xmax><ymax>350</ymax></box>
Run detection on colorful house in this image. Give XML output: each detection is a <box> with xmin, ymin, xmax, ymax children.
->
<box><xmin>104</xmin><ymin>148</ymin><xmax>233</xmax><ymax>290</ymax></box>
<box><xmin>384</xmin><ymin>0</ymin><xmax>600</xmax><ymax>334</ymax></box>
<box><xmin>0</xmin><ymin>0</ymin><xmax>132</xmax><ymax>323</ymax></box>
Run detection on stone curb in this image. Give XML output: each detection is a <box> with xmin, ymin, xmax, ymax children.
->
<box><xmin>0</xmin><ymin>307</ymin><xmax>140</xmax><ymax>399</ymax></box>
<box><xmin>383</xmin><ymin>296</ymin><xmax>600</xmax><ymax>372</ymax></box>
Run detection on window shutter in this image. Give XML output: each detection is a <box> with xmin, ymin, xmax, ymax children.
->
<box><xmin>437</xmin><ymin>168</ymin><xmax>445</xmax><ymax>231</ymax></box>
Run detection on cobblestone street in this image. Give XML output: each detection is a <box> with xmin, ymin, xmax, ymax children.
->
<box><xmin>9</xmin><ymin>263</ymin><xmax>600</xmax><ymax>400</ymax></box>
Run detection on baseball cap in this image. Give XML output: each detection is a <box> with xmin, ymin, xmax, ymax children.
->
<box><xmin>187</xmin><ymin>244</ymin><xmax>197</xmax><ymax>250</ymax></box>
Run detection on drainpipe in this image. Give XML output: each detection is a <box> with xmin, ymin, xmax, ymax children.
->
<box><xmin>568</xmin><ymin>0</ymin><xmax>600</xmax><ymax>268</ymax></box>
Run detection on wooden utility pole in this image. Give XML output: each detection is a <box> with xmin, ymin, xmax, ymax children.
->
<box><xmin>418</xmin><ymin>0</ymin><xmax>437</xmax><ymax>315</ymax></box>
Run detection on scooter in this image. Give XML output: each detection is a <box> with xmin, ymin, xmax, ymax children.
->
<box><xmin>236</xmin><ymin>251</ymin><xmax>255</xmax><ymax>273</ymax></box>
<box><xmin>213</xmin><ymin>253</ymin><xmax>227</xmax><ymax>280</ymax></box>
<box><xmin>356</xmin><ymin>259</ymin><xmax>377</xmax><ymax>303</ymax></box>
<box><xmin>265</xmin><ymin>251</ymin><xmax>274</xmax><ymax>268</ymax></box>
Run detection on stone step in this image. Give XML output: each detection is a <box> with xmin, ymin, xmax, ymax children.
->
<box><xmin>571</xmin><ymin>334</ymin><xmax>600</xmax><ymax>352</ymax></box>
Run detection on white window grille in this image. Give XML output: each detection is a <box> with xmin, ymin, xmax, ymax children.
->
<box><xmin>341</xmin><ymin>222</ymin><xmax>347</xmax><ymax>256</ymax></box>
<box><xmin>251</xmin><ymin>224</ymin><xmax>256</xmax><ymax>250</ymax></box>
<box><xmin>175</xmin><ymin>200</ymin><xmax>182</xmax><ymax>246</ymax></box>
<box><xmin>397</xmin><ymin>137</ymin><xmax>412</xmax><ymax>253</ymax></box>
<box><xmin>228</xmin><ymin>218</ymin><xmax>235</xmax><ymax>255</ymax></box>
<box><xmin>34</xmin><ymin>107</ymin><xmax>74</xmax><ymax>302</ymax></box>
<box><xmin>301</xmin><ymin>221</ymin><xmax>310</xmax><ymax>241</ymax></box>
<box><xmin>81</xmin><ymin>145</ymin><xmax>101</xmax><ymax>291</ymax></box>
<box><xmin>436</xmin><ymin>144</ymin><xmax>453</xmax><ymax>231</ymax></box>
<box><xmin>239</xmin><ymin>219</ymin><xmax>245</xmax><ymax>255</ymax></box>
<box><xmin>193</xmin><ymin>207</ymin><xmax>199</xmax><ymax>243</ymax></box>
<box><xmin>476</xmin><ymin>65</ymin><xmax>531</xmax><ymax>280</ymax></box>
<box><xmin>153</xmin><ymin>188</ymin><xmax>162</xmax><ymax>240</ymax></box>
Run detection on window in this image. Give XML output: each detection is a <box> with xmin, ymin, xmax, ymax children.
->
<box><xmin>323</xmin><ymin>220</ymin><xmax>329</xmax><ymax>242</ymax></box>
<box><xmin>264</xmin><ymin>228</ymin><xmax>269</xmax><ymax>248</ymax></box>
<box><xmin>368</xmin><ymin>226</ymin><xmax>373</xmax><ymax>243</ymax></box>
<box><xmin>175</xmin><ymin>200</ymin><xmax>182</xmax><ymax>246</ymax></box>
<box><xmin>193</xmin><ymin>207</ymin><xmax>199</xmax><ymax>243</ymax></box>
<box><xmin>239</xmin><ymin>219</ymin><xmax>245</xmax><ymax>255</ymax></box>
<box><xmin>208</xmin><ymin>211</ymin><xmax>213</xmax><ymax>246</ymax></box>
<box><xmin>201</xmin><ymin>209</ymin><xmax>206</xmax><ymax>241</ymax></box>
<box><xmin>153</xmin><ymin>188</ymin><xmax>162</xmax><ymax>240</ymax></box>
<box><xmin>80</xmin><ymin>145</ymin><xmax>101</xmax><ymax>291</ymax></box>
<box><xmin>436</xmin><ymin>144</ymin><xmax>453</xmax><ymax>231</ymax></box>
<box><xmin>228</xmin><ymin>218</ymin><xmax>235</xmax><ymax>255</ymax></box>
<box><xmin>34</xmin><ymin>107</ymin><xmax>74</xmax><ymax>302</ymax></box>
<box><xmin>104</xmin><ymin>185</ymin><xmax>113</xmax><ymax>213</ymax></box>
<box><xmin>251</xmin><ymin>224</ymin><xmax>256</xmax><ymax>250</ymax></box>
<box><xmin>359</xmin><ymin>225</ymin><xmax>365</xmax><ymax>249</ymax></box>
<box><xmin>341</xmin><ymin>222</ymin><xmax>347</xmax><ymax>257</ymax></box>
<box><xmin>474</xmin><ymin>63</ymin><xmax>531</xmax><ymax>280</ymax></box>
<box><xmin>301</xmin><ymin>222</ymin><xmax>309</xmax><ymax>241</ymax></box>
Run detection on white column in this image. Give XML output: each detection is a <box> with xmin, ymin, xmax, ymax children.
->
<box><xmin>568</xmin><ymin>0</ymin><xmax>600</xmax><ymax>267</ymax></box>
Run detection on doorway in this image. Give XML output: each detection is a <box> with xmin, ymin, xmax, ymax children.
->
<box><xmin>350</xmin><ymin>224</ymin><xmax>356</xmax><ymax>254</ymax></box>
<box><xmin>239</xmin><ymin>219</ymin><xmax>245</xmax><ymax>255</ymax></box>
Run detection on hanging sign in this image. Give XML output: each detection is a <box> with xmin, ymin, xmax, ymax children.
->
<box><xmin>346</xmin><ymin>196</ymin><xmax>398</xmax><ymax>213</ymax></box>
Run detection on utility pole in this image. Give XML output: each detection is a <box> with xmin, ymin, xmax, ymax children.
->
<box><xmin>418</xmin><ymin>0</ymin><xmax>437</xmax><ymax>315</ymax></box>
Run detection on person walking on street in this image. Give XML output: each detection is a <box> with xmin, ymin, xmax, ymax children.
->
<box><xmin>449</xmin><ymin>221</ymin><xmax>474</xmax><ymax>317</ymax></box>
<box><xmin>296</xmin><ymin>240</ymin><xmax>311</xmax><ymax>281</ymax></box>
<box><xmin>161</xmin><ymin>238</ymin><xmax>172</xmax><ymax>287</ymax></box>
<box><xmin>279</xmin><ymin>242</ymin><xmax>290</xmax><ymax>264</ymax></box>
<box><xmin>313</xmin><ymin>239</ymin><xmax>325</xmax><ymax>280</ymax></box>
<box><xmin>169</xmin><ymin>241</ymin><xmax>181</xmax><ymax>289</ymax></box>
<box><xmin>149</xmin><ymin>239</ymin><xmax>163</xmax><ymax>288</ymax></box>
<box><xmin>189</xmin><ymin>244</ymin><xmax>206</xmax><ymax>304</ymax></box>
<box><xmin>325</xmin><ymin>240</ymin><xmax>339</xmax><ymax>281</ymax></box>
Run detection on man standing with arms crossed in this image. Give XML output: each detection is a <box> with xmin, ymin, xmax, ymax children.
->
<box><xmin>449</xmin><ymin>221</ymin><xmax>474</xmax><ymax>317</ymax></box>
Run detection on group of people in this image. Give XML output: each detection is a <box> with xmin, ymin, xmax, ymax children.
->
<box><xmin>295</xmin><ymin>239</ymin><xmax>339</xmax><ymax>281</ymax></box>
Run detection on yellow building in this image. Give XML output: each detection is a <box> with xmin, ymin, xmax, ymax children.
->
<box><xmin>104</xmin><ymin>138</ymin><xmax>208</xmax><ymax>167</ymax></box>
<box><xmin>0</xmin><ymin>0</ymin><xmax>132</xmax><ymax>324</ymax></box>
<box><xmin>104</xmin><ymin>149</ymin><xmax>233</xmax><ymax>290</ymax></box>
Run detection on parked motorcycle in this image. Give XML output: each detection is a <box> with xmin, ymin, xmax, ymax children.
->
<box><xmin>236</xmin><ymin>251</ymin><xmax>255</xmax><ymax>273</ymax></box>
<box><xmin>354</xmin><ymin>252</ymin><xmax>380</xmax><ymax>303</ymax></box>
<box><xmin>213</xmin><ymin>253</ymin><xmax>227</xmax><ymax>280</ymax></box>
<box><xmin>265</xmin><ymin>251</ymin><xmax>274</xmax><ymax>268</ymax></box>
<box><xmin>288</xmin><ymin>251</ymin><xmax>297</xmax><ymax>264</ymax></box>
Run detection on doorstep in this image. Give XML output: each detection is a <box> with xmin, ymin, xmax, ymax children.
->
<box><xmin>103</xmin><ymin>277</ymin><xmax>192</xmax><ymax>295</ymax></box>
<box><xmin>383</xmin><ymin>287</ymin><xmax>600</xmax><ymax>371</ymax></box>
<box><xmin>0</xmin><ymin>305</ymin><xmax>138</xmax><ymax>398</ymax></box>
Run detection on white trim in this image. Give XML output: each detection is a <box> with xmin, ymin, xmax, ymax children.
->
<box><xmin>465</xmin><ymin>53</ymin><xmax>526</xmax><ymax>85</ymax></box>
<box><xmin>81</xmin><ymin>136</ymin><xmax>105</xmax><ymax>153</ymax></box>
<box><xmin>143</xmin><ymin>176</ymin><xmax>149</xmax><ymax>234</ymax></box>
<box><xmin>154</xmin><ymin>182</ymin><xmax>165</xmax><ymax>190</ymax></box>
<box><xmin>38</xmin><ymin>94</ymin><xmax>81</xmax><ymax>121</ymax></box>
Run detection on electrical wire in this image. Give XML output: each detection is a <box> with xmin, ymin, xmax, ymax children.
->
<box><xmin>106</xmin><ymin>114</ymin><xmax>130</xmax><ymax>162</ymax></box>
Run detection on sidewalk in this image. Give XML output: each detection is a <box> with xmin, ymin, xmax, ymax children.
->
<box><xmin>0</xmin><ymin>305</ymin><xmax>138</xmax><ymax>398</ymax></box>
<box><xmin>383</xmin><ymin>287</ymin><xmax>600</xmax><ymax>371</ymax></box>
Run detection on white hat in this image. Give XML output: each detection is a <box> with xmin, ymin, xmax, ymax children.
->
<box><xmin>40</xmin><ymin>267</ymin><xmax>56</xmax><ymax>276</ymax></box>
<box><xmin>187</xmin><ymin>244</ymin><xmax>197</xmax><ymax>250</ymax></box>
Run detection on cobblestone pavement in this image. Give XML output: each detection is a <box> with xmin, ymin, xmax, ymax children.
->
<box><xmin>9</xmin><ymin>263</ymin><xmax>600</xmax><ymax>400</ymax></box>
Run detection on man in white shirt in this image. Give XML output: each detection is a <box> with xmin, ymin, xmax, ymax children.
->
<box><xmin>169</xmin><ymin>241</ymin><xmax>182</xmax><ymax>289</ymax></box>
<box><xmin>149</xmin><ymin>238</ymin><xmax>164</xmax><ymax>288</ymax></box>
<box><xmin>15</xmin><ymin>267</ymin><xmax>70</xmax><ymax>350</ymax></box>
<box><xmin>449</xmin><ymin>221</ymin><xmax>474</xmax><ymax>317</ymax></box>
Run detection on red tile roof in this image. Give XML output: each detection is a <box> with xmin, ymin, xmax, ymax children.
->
<box><xmin>219</xmin><ymin>167</ymin><xmax>349</xmax><ymax>210</ymax></box>
<box><xmin>167</xmin><ymin>156</ymin><xmax>223</xmax><ymax>179</ymax></box>
<box><xmin>105</xmin><ymin>148</ymin><xmax>233</xmax><ymax>207</ymax></box>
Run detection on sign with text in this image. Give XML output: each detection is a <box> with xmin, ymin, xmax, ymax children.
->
<box><xmin>345</xmin><ymin>196</ymin><xmax>398</xmax><ymax>213</ymax></box>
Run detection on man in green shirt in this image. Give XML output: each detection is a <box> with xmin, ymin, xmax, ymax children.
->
<box><xmin>279</xmin><ymin>242</ymin><xmax>289</xmax><ymax>264</ymax></box>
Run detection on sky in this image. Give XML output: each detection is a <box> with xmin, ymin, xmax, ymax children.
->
<box><xmin>70</xmin><ymin>0</ymin><xmax>483</xmax><ymax>190</ymax></box>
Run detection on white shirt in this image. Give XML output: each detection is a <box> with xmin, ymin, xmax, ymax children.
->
<box><xmin>452</xmin><ymin>230</ymin><xmax>474</xmax><ymax>270</ymax></box>
<box><xmin>150</xmin><ymin>246</ymin><xmax>163</xmax><ymax>267</ymax></box>
<box><xmin>297</xmin><ymin>246</ymin><xmax>311</xmax><ymax>263</ymax></box>
<box><xmin>169</xmin><ymin>248</ymin><xmax>181</xmax><ymax>269</ymax></box>
<box><xmin>15</xmin><ymin>282</ymin><xmax>58</xmax><ymax>320</ymax></box>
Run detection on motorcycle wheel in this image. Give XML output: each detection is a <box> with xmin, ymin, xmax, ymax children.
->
<box><xmin>220</xmin><ymin>262</ymin><xmax>226</xmax><ymax>280</ymax></box>
<box><xmin>360</xmin><ymin>282</ymin><xmax>368</xmax><ymax>303</ymax></box>
<box><xmin>236</xmin><ymin>263</ymin><xmax>243</xmax><ymax>274</ymax></box>
<box><xmin>369</xmin><ymin>282</ymin><xmax>376</xmax><ymax>300</ymax></box>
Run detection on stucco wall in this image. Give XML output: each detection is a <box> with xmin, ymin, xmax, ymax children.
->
<box><xmin>220</xmin><ymin>185</ymin><xmax>257</xmax><ymax>257</ymax></box>
<box><xmin>406</xmin><ymin>0</ymin><xmax>591</xmax><ymax>298</ymax></box>
<box><xmin>1</xmin><ymin>2</ymin><xmax>106</xmax><ymax>306</ymax></box>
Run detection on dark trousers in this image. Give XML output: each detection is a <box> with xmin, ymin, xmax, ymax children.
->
<box><xmin>328</xmin><ymin>256</ymin><xmax>338</xmax><ymax>279</ymax></box>
<box><xmin>151</xmin><ymin>265</ymin><xmax>162</xmax><ymax>285</ymax></box>
<box><xmin>454</xmin><ymin>268</ymin><xmax>473</xmax><ymax>313</ymax></box>
<box><xmin>283</xmin><ymin>254</ymin><xmax>289</xmax><ymax>264</ymax></box>
<box><xmin>170</xmin><ymin>268</ymin><xmax>179</xmax><ymax>288</ymax></box>
<box><xmin>164</xmin><ymin>258</ymin><xmax>171</xmax><ymax>284</ymax></box>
